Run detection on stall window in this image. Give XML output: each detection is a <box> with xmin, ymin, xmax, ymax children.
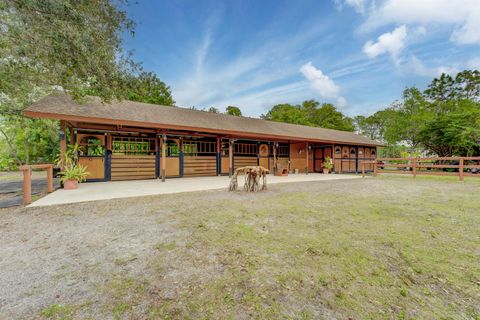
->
<box><xmin>112</xmin><ymin>137</ymin><xmax>155</xmax><ymax>155</ymax></box>
<box><xmin>79</xmin><ymin>136</ymin><xmax>105</xmax><ymax>156</ymax></box>
<box><xmin>182</xmin><ymin>140</ymin><xmax>215</xmax><ymax>156</ymax></box>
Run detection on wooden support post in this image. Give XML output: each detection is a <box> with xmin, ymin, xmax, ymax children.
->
<box><xmin>161</xmin><ymin>134</ymin><xmax>166</xmax><ymax>182</ymax></box>
<box><xmin>273</xmin><ymin>143</ymin><xmax>277</xmax><ymax>175</ymax></box>
<box><xmin>217</xmin><ymin>137</ymin><xmax>221</xmax><ymax>176</ymax></box>
<box><xmin>229</xmin><ymin>139</ymin><xmax>233</xmax><ymax>178</ymax></box>
<box><xmin>459</xmin><ymin>158</ymin><xmax>464</xmax><ymax>181</ymax></box>
<box><xmin>361</xmin><ymin>162</ymin><xmax>365</xmax><ymax>178</ymax></box>
<box><xmin>305</xmin><ymin>143</ymin><xmax>309</xmax><ymax>175</ymax></box>
<box><xmin>69</xmin><ymin>126</ymin><xmax>75</xmax><ymax>145</ymax></box>
<box><xmin>47</xmin><ymin>165</ymin><xmax>54</xmax><ymax>193</ymax></box>
<box><xmin>412</xmin><ymin>157</ymin><xmax>417</xmax><ymax>178</ymax></box>
<box><xmin>22</xmin><ymin>166</ymin><xmax>31</xmax><ymax>205</ymax></box>
<box><xmin>60</xmin><ymin>120</ymin><xmax>67</xmax><ymax>169</ymax></box>
<box><xmin>373</xmin><ymin>161</ymin><xmax>378</xmax><ymax>177</ymax></box>
<box><xmin>332</xmin><ymin>144</ymin><xmax>335</xmax><ymax>173</ymax></box>
<box><xmin>154</xmin><ymin>137</ymin><xmax>159</xmax><ymax>178</ymax></box>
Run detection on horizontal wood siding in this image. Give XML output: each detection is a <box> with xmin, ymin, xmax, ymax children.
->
<box><xmin>184</xmin><ymin>156</ymin><xmax>217</xmax><ymax>176</ymax></box>
<box><xmin>111</xmin><ymin>155</ymin><xmax>156</xmax><ymax>180</ymax></box>
<box><xmin>234</xmin><ymin>156</ymin><xmax>257</xmax><ymax>170</ymax></box>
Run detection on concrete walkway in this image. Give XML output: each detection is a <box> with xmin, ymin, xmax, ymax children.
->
<box><xmin>29</xmin><ymin>173</ymin><xmax>362</xmax><ymax>207</ymax></box>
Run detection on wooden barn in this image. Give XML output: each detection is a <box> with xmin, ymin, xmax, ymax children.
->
<box><xmin>25</xmin><ymin>94</ymin><xmax>380</xmax><ymax>182</ymax></box>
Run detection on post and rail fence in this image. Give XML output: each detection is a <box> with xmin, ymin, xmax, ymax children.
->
<box><xmin>20</xmin><ymin>164</ymin><xmax>55</xmax><ymax>205</ymax></box>
<box><xmin>361</xmin><ymin>156</ymin><xmax>480</xmax><ymax>181</ymax></box>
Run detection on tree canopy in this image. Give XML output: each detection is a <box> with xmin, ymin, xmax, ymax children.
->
<box><xmin>1</xmin><ymin>0</ymin><xmax>137</xmax><ymax>108</ymax></box>
<box><xmin>0</xmin><ymin>0</ymin><xmax>176</xmax><ymax>169</ymax></box>
<box><xmin>355</xmin><ymin>70</ymin><xmax>480</xmax><ymax>156</ymax></box>
<box><xmin>262</xmin><ymin>100</ymin><xmax>355</xmax><ymax>132</ymax></box>
<box><xmin>226</xmin><ymin>106</ymin><xmax>242</xmax><ymax>116</ymax></box>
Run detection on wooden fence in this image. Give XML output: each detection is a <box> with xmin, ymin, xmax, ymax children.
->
<box><xmin>361</xmin><ymin>157</ymin><xmax>480</xmax><ymax>181</ymax></box>
<box><xmin>20</xmin><ymin>164</ymin><xmax>55</xmax><ymax>205</ymax></box>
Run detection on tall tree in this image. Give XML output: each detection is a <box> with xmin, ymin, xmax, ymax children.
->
<box><xmin>122</xmin><ymin>72</ymin><xmax>175</xmax><ymax>105</ymax></box>
<box><xmin>225</xmin><ymin>106</ymin><xmax>242</xmax><ymax>116</ymax></box>
<box><xmin>1</xmin><ymin>0</ymin><xmax>137</xmax><ymax>106</ymax></box>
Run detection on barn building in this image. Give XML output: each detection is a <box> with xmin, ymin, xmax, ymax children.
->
<box><xmin>25</xmin><ymin>94</ymin><xmax>380</xmax><ymax>182</ymax></box>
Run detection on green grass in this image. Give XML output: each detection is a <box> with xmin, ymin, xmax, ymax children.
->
<box><xmin>47</xmin><ymin>176</ymin><xmax>480</xmax><ymax>319</ymax></box>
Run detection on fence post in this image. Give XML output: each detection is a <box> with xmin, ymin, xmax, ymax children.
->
<box><xmin>459</xmin><ymin>158</ymin><xmax>464</xmax><ymax>182</ymax></box>
<box><xmin>22</xmin><ymin>166</ymin><xmax>32</xmax><ymax>205</ymax></box>
<box><xmin>373</xmin><ymin>161</ymin><xmax>378</xmax><ymax>177</ymax></box>
<box><xmin>47</xmin><ymin>164</ymin><xmax>54</xmax><ymax>193</ymax></box>
<box><xmin>412</xmin><ymin>158</ymin><xmax>417</xmax><ymax>178</ymax></box>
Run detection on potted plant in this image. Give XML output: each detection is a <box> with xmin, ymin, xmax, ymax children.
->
<box><xmin>323</xmin><ymin>156</ymin><xmax>333</xmax><ymax>174</ymax></box>
<box><xmin>55</xmin><ymin>143</ymin><xmax>89</xmax><ymax>190</ymax></box>
<box><xmin>59</xmin><ymin>164</ymin><xmax>89</xmax><ymax>189</ymax></box>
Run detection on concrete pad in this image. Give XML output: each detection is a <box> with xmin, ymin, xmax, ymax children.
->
<box><xmin>28</xmin><ymin>173</ymin><xmax>362</xmax><ymax>207</ymax></box>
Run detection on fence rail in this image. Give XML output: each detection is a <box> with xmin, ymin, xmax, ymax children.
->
<box><xmin>361</xmin><ymin>157</ymin><xmax>480</xmax><ymax>181</ymax></box>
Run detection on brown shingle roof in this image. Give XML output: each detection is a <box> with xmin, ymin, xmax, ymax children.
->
<box><xmin>25</xmin><ymin>93</ymin><xmax>381</xmax><ymax>146</ymax></box>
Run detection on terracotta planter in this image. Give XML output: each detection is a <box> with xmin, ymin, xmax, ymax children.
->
<box><xmin>323</xmin><ymin>168</ymin><xmax>330</xmax><ymax>174</ymax></box>
<box><xmin>63</xmin><ymin>179</ymin><xmax>78</xmax><ymax>190</ymax></box>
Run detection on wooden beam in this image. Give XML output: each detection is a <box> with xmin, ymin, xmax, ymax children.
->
<box><xmin>229</xmin><ymin>139</ymin><xmax>233</xmax><ymax>178</ymax></box>
<box><xmin>331</xmin><ymin>144</ymin><xmax>335</xmax><ymax>173</ymax></box>
<box><xmin>217</xmin><ymin>137</ymin><xmax>221</xmax><ymax>176</ymax></box>
<box><xmin>273</xmin><ymin>143</ymin><xmax>277</xmax><ymax>175</ymax></box>
<box><xmin>305</xmin><ymin>143</ymin><xmax>309</xmax><ymax>175</ymax></box>
<box><xmin>161</xmin><ymin>134</ymin><xmax>166</xmax><ymax>182</ymax></box>
<box><xmin>60</xmin><ymin>120</ymin><xmax>67</xmax><ymax>169</ymax></box>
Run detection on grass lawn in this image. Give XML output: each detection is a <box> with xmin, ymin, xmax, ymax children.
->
<box><xmin>1</xmin><ymin>176</ymin><xmax>479</xmax><ymax>319</ymax></box>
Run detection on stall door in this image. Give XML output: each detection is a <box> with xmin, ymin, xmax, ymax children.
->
<box><xmin>110</xmin><ymin>136</ymin><xmax>156</xmax><ymax>180</ymax></box>
<box><xmin>77</xmin><ymin>134</ymin><xmax>105</xmax><ymax>180</ymax></box>
<box><xmin>183</xmin><ymin>140</ymin><xmax>217</xmax><ymax>176</ymax></box>
<box><xmin>314</xmin><ymin>148</ymin><xmax>322</xmax><ymax>172</ymax></box>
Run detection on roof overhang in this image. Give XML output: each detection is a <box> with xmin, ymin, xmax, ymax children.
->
<box><xmin>25</xmin><ymin>109</ymin><xmax>382</xmax><ymax>147</ymax></box>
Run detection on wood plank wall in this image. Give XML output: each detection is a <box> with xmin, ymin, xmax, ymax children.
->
<box><xmin>234</xmin><ymin>156</ymin><xmax>258</xmax><ymax>170</ymax></box>
<box><xmin>111</xmin><ymin>155</ymin><xmax>156</xmax><ymax>180</ymax></box>
<box><xmin>183</xmin><ymin>156</ymin><xmax>217</xmax><ymax>176</ymax></box>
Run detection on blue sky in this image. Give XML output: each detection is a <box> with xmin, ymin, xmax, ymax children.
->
<box><xmin>123</xmin><ymin>0</ymin><xmax>480</xmax><ymax>117</ymax></box>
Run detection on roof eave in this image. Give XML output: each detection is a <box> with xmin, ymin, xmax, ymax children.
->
<box><xmin>25</xmin><ymin>109</ymin><xmax>382</xmax><ymax>147</ymax></box>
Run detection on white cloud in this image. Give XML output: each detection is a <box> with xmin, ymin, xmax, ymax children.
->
<box><xmin>300</xmin><ymin>62</ymin><xmax>346</xmax><ymax>106</ymax></box>
<box><xmin>357</xmin><ymin>0</ymin><xmax>480</xmax><ymax>45</ymax></box>
<box><xmin>362</xmin><ymin>25</ymin><xmax>407</xmax><ymax>63</ymax></box>
<box><xmin>410</xmin><ymin>56</ymin><xmax>459</xmax><ymax>77</ymax></box>
<box><xmin>335</xmin><ymin>0</ymin><xmax>369</xmax><ymax>14</ymax></box>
